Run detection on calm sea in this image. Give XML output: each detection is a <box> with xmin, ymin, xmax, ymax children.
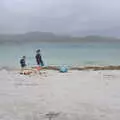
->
<box><xmin>0</xmin><ymin>42</ymin><xmax>120</xmax><ymax>68</ymax></box>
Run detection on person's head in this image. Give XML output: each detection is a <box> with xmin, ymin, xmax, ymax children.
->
<box><xmin>36</xmin><ymin>49</ymin><xmax>40</xmax><ymax>53</ymax></box>
<box><xmin>22</xmin><ymin>56</ymin><xmax>26</xmax><ymax>59</ymax></box>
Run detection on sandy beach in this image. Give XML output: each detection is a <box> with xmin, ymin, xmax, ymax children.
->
<box><xmin>0</xmin><ymin>69</ymin><xmax>120</xmax><ymax>120</ymax></box>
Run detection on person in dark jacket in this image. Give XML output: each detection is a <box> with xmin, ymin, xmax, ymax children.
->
<box><xmin>20</xmin><ymin>56</ymin><xmax>26</xmax><ymax>68</ymax></box>
<box><xmin>35</xmin><ymin>49</ymin><xmax>44</xmax><ymax>66</ymax></box>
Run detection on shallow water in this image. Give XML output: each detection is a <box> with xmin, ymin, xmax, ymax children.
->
<box><xmin>0</xmin><ymin>42</ymin><xmax>120</xmax><ymax>68</ymax></box>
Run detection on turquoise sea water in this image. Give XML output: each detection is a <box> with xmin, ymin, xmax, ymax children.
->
<box><xmin>0</xmin><ymin>42</ymin><xmax>120</xmax><ymax>68</ymax></box>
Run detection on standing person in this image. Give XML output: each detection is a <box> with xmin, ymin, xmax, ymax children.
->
<box><xmin>20</xmin><ymin>56</ymin><xmax>26</xmax><ymax>69</ymax></box>
<box><xmin>20</xmin><ymin>56</ymin><xmax>26</xmax><ymax>73</ymax></box>
<box><xmin>35</xmin><ymin>49</ymin><xmax>44</xmax><ymax>66</ymax></box>
<box><xmin>20</xmin><ymin>56</ymin><xmax>33</xmax><ymax>75</ymax></box>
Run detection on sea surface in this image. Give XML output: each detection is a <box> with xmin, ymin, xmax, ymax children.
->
<box><xmin>0</xmin><ymin>42</ymin><xmax>120</xmax><ymax>68</ymax></box>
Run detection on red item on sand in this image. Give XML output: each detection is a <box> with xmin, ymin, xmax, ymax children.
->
<box><xmin>36</xmin><ymin>66</ymin><xmax>42</xmax><ymax>71</ymax></box>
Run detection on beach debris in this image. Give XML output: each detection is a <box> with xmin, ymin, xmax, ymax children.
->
<box><xmin>42</xmin><ymin>66</ymin><xmax>59</xmax><ymax>71</ymax></box>
<box><xmin>20</xmin><ymin>70</ymin><xmax>32</xmax><ymax>75</ymax></box>
<box><xmin>32</xmin><ymin>65</ymin><xmax>120</xmax><ymax>71</ymax></box>
<box><xmin>103</xmin><ymin>74</ymin><xmax>115</xmax><ymax>80</ymax></box>
<box><xmin>45</xmin><ymin>112</ymin><xmax>60</xmax><ymax>120</ymax></box>
<box><xmin>20</xmin><ymin>66</ymin><xmax>44</xmax><ymax>75</ymax></box>
<box><xmin>70</xmin><ymin>65</ymin><xmax>120</xmax><ymax>70</ymax></box>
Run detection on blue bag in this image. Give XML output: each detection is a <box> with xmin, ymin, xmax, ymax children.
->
<box><xmin>59</xmin><ymin>66</ymin><xmax>68</xmax><ymax>73</ymax></box>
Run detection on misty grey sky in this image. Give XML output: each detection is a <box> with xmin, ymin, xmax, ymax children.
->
<box><xmin>0</xmin><ymin>0</ymin><xmax>120</xmax><ymax>36</ymax></box>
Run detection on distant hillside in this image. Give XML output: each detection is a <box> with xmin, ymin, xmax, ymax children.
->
<box><xmin>0</xmin><ymin>32</ymin><xmax>120</xmax><ymax>44</ymax></box>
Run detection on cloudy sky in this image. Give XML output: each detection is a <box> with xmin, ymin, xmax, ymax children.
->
<box><xmin>0</xmin><ymin>0</ymin><xmax>120</xmax><ymax>36</ymax></box>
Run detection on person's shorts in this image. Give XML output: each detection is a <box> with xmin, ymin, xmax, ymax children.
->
<box><xmin>21</xmin><ymin>64</ymin><xmax>26</xmax><ymax>68</ymax></box>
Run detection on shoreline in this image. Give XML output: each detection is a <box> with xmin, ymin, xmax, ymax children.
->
<box><xmin>1</xmin><ymin>65</ymin><xmax>120</xmax><ymax>71</ymax></box>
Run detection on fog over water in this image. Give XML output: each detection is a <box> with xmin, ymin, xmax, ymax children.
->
<box><xmin>0</xmin><ymin>0</ymin><xmax>120</xmax><ymax>37</ymax></box>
